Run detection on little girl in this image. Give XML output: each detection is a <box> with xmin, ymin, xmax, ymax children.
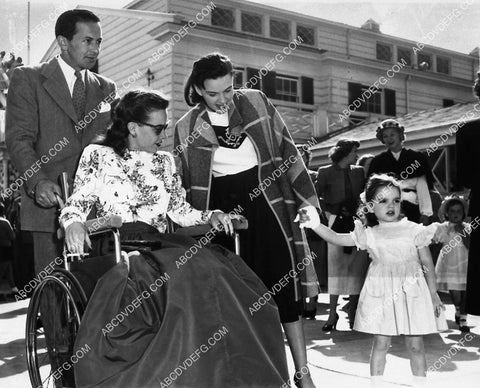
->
<box><xmin>434</xmin><ymin>195</ymin><xmax>470</xmax><ymax>332</ymax></box>
<box><xmin>297</xmin><ymin>174</ymin><xmax>447</xmax><ymax>387</ymax></box>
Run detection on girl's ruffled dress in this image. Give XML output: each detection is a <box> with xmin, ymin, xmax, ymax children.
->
<box><xmin>350</xmin><ymin>218</ymin><xmax>448</xmax><ymax>335</ymax></box>
<box><xmin>434</xmin><ymin>222</ymin><xmax>469</xmax><ymax>291</ymax></box>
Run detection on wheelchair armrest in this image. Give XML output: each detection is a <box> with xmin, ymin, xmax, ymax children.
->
<box><xmin>84</xmin><ymin>215</ymin><xmax>123</xmax><ymax>235</ymax></box>
<box><xmin>175</xmin><ymin>216</ymin><xmax>248</xmax><ymax>236</ymax></box>
<box><xmin>57</xmin><ymin>215</ymin><xmax>123</xmax><ymax>240</ymax></box>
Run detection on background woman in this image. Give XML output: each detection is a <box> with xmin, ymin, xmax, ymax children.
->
<box><xmin>315</xmin><ymin>139</ymin><xmax>369</xmax><ymax>331</ymax></box>
<box><xmin>61</xmin><ymin>89</ymin><xmax>289</xmax><ymax>388</ymax></box>
<box><xmin>175</xmin><ymin>53</ymin><xmax>320</xmax><ymax>388</ymax></box>
<box><xmin>368</xmin><ymin>119</ymin><xmax>433</xmax><ymax>225</ymax></box>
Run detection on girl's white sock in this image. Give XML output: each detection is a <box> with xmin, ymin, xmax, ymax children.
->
<box><xmin>412</xmin><ymin>375</ymin><xmax>428</xmax><ymax>387</ymax></box>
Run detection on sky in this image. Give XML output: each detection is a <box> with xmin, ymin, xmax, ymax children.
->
<box><xmin>0</xmin><ymin>0</ymin><xmax>479</xmax><ymax>65</ymax></box>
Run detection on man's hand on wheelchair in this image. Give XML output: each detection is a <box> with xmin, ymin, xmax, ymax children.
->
<box><xmin>34</xmin><ymin>179</ymin><xmax>62</xmax><ymax>208</ymax></box>
<box><xmin>65</xmin><ymin>221</ymin><xmax>92</xmax><ymax>255</ymax></box>
<box><xmin>210</xmin><ymin>211</ymin><xmax>236</xmax><ymax>236</ymax></box>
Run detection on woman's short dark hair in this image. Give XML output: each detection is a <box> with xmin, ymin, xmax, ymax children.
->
<box><xmin>55</xmin><ymin>9</ymin><xmax>100</xmax><ymax>40</ymax></box>
<box><xmin>359</xmin><ymin>174</ymin><xmax>401</xmax><ymax>227</ymax></box>
<box><xmin>184</xmin><ymin>52</ymin><xmax>233</xmax><ymax>106</ymax></box>
<box><xmin>328</xmin><ymin>139</ymin><xmax>360</xmax><ymax>164</ymax></box>
<box><xmin>97</xmin><ymin>89</ymin><xmax>169</xmax><ymax>156</ymax></box>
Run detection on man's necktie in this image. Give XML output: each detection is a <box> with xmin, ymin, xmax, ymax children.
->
<box><xmin>72</xmin><ymin>70</ymin><xmax>86</xmax><ymax>122</ymax></box>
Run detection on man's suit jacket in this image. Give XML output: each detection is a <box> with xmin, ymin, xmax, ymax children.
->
<box><xmin>6</xmin><ymin>57</ymin><xmax>116</xmax><ymax>232</ymax></box>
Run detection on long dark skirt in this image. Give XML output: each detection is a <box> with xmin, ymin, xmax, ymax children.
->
<box><xmin>210</xmin><ymin>166</ymin><xmax>302</xmax><ymax>323</ymax></box>
<box><xmin>466</xmin><ymin>224</ymin><xmax>480</xmax><ymax>315</ymax></box>
<box><xmin>73</xmin><ymin>223</ymin><xmax>289</xmax><ymax>388</ymax></box>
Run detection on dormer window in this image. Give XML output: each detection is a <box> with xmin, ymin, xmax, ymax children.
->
<box><xmin>376</xmin><ymin>43</ymin><xmax>392</xmax><ymax>62</ymax></box>
<box><xmin>270</xmin><ymin>18</ymin><xmax>290</xmax><ymax>40</ymax></box>
<box><xmin>297</xmin><ymin>25</ymin><xmax>315</xmax><ymax>46</ymax></box>
<box><xmin>436</xmin><ymin>56</ymin><xmax>450</xmax><ymax>74</ymax></box>
<box><xmin>241</xmin><ymin>12</ymin><xmax>262</xmax><ymax>34</ymax></box>
<box><xmin>211</xmin><ymin>7</ymin><xmax>234</xmax><ymax>29</ymax></box>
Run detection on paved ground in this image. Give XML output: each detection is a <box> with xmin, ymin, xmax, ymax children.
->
<box><xmin>1</xmin><ymin>292</ymin><xmax>479</xmax><ymax>387</ymax></box>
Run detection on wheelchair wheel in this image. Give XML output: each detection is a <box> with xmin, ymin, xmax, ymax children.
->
<box><xmin>25</xmin><ymin>268</ymin><xmax>87</xmax><ymax>388</ymax></box>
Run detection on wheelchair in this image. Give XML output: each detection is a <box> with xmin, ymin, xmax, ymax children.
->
<box><xmin>24</xmin><ymin>181</ymin><xmax>248</xmax><ymax>388</ymax></box>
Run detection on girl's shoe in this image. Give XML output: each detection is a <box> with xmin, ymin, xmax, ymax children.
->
<box><xmin>322</xmin><ymin>313</ymin><xmax>339</xmax><ymax>332</ymax></box>
<box><xmin>459</xmin><ymin>317</ymin><xmax>470</xmax><ymax>333</ymax></box>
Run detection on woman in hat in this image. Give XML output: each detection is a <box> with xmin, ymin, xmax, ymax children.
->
<box><xmin>433</xmin><ymin>195</ymin><xmax>470</xmax><ymax>332</ymax></box>
<box><xmin>367</xmin><ymin>119</ymin><xmax>433</xmax><ymax>225</ymax></box>
<box><xmin>315</xmin><ymin>139</ymin><xmax>369</xmax><ymax>331</ymax></box>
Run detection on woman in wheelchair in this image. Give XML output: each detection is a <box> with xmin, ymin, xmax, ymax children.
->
<box><xmin>59</xmin><ymin>90</ymin><xmax>289</xmax><ymax>387</ymax></box>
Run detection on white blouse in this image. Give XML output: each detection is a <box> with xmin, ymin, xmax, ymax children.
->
<box><xmin>59</xmin><ymin>145</ymin><xmax>211</xmax><ymax>232</ymax></box>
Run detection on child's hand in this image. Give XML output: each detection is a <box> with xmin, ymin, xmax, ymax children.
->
<box><xmin>294</xmin><ymin>206</ymin><xmax>320</xmax><ymax>229</ymax></box>
<box><xmin>431</xmin><ymin>291</ymin><xmax>445</xmax><ymax>318</ymax></box>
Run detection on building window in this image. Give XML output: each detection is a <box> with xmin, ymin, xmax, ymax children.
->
<box><xmin>437</xmin><ymin>56</ymin><xmax>450</xmax><ymax>74</ymax></box>
<box><xmin>376</xmin><ymin>43</ymin><xmax>392</xmax><ymax>62</ymax></box>
<box><xmin>417</xmin><ymin>53</ymin><xmax>432</xmax><ymax>70</ymax></box>
<box><xmin>241</xmin><ymin>12</ymin><xmax>262</xmax><ymax>34</ymax></box>
<box><xmin>297</xmin><ymin>25</ymin><xmax>315</xmax><ymax>46</ymax></box>
<box><xmin>348</xmin><ymin>83</ymin><xmax>396</xmax><ymax>116</ymax></box>
<box><xmin>397</xmin><ymin>47</ymin><xmax>411</xmax><ymax>66</ymax></box>
<box><xmin>275</xmin><ymin>75</ymin><xmax>298</xmax><ymax>102</ymax></box>
<box><xmin>233</xmin><ymin>68</ymin><xmax>244</xmax><ymax>88</ymax></box>
<box><xmin>270</xmin><ymin>18</ymin><xmax>290</xmax><ymax>40</ymax></box>
<box><xmin>211</xmin><ymin>7</ymin><xmax>234</xmax><ymax>29</ymax></box>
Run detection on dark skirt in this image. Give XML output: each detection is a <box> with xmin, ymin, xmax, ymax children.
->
<box><xmin>210</xmin><ymin>166</ymin><xmax>302</xmax><ymax>323</ymax></box>
<box><xmin>73</xmin><ymin>223</ymin><xmax>289</xmax><ymax>388</ymax></box>
<box><xmin>466</xmin><ymin>223</ymin><xmax>480</xmax><ymax>315</ymax></box>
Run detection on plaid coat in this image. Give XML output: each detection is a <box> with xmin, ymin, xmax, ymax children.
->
<box><xmin>174</xmin><ymin>89</ymin><xmax>320</xmax><ymax>299</ymax></box>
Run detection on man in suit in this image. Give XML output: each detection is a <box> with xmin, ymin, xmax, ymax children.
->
<box><xmin>6</xmin><ymin>9</ymin><xmax>116</xmax><ymax>270</ymax></box>
<box><xmin>5</xmin><ymin>9</ymin><xmax>116</xmax><ymax>383</ymax></box>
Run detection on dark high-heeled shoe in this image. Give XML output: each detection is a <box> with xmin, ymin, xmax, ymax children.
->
<box><xmin>322</xmin><ymin>313</ymin><xmax>339</xmax><ymax>332</ymax></box>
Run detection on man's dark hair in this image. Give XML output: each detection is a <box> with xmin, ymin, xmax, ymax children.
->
<box><xmin>55</xmin><ymin>9</ymin><xmax>100</xmax><ymax>40</ymax></box>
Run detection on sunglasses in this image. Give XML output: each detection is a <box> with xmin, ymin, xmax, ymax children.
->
<box><xmin>137</xmin><ymin>120</ymin><xmax>170</xmax><ymax>135</ymax></box>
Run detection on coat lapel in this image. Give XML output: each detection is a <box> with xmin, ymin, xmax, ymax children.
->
<box><xmin>41</xmin><ymin>57</ymin><xmax>77</xmax><ymax>124</ymax></box>
<box><xmin>189</xmin><ymin>107</ymin><xmax>218</xmax><ymax>148</ymax></box>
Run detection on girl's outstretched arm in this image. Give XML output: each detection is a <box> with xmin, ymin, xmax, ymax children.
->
<box><xmin>296</xmin><ymin>208</ymin><xmax>356</xmax><ymax>246</ymax></box>
<box><xmin>418</xmin><ymin>246</ymin><xmax>445</xmax><ymax>317</ymax></box>
<box><xmin>310</xmin><ymin>223</ymin><xmax>357</xmax><ymax>247</ymax></box>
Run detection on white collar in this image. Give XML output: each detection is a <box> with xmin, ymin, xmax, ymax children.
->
<box><xmin>207</xmin><ymin>110</ymin><xmax>229</xmax><ymax>126</ymax></box>
<box><xmin>57</xmin><ymin>55</ymin><xmax>86</xmax><ymax>96</ymax></box>
<box><xmin>390</xmin><ymin>149</ymin><xmax>402</xmax><ymax>160</ymax></box>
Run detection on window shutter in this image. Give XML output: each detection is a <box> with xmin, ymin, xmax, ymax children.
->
<box><xmin>301</xmin><ymin>76</ymin><xmax>314</xmax><ymax>105</ymax></box>
<box><xmin>384</xmin><ymin>89</ymin><xmax>396</xmax><ymax>116</ymax></box>
<box><xmin>348</xmin><ymin>83</ymin><xmax>362</xmax><ymax>105</ymax></box>
<box><xmin>262</xmin><ymin>71</ymin><xmax>276</xmax><ymax>98</ymax></box>
<box><xmin>246</xmin><ymin>68</ymin><xmax>261</xmax><ymax>90</ymax></box>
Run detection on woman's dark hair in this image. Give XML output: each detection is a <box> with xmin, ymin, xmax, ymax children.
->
<box><xmin>96</xmin><ymin>89</ymin><xmax>169</xmax><ymax>156</ymax></box>
<box><xmin>55</xmin><ymin>9</ymin><xmax>100</xmax><ymax>40</ymax></box>
<box><xmin>328</xmin><ymin>138</ymin><xmax>360</xmax><ymax>164</ymax></box>
<box><xmin>359</xmin><ymin>174</ymin><xmax>402</xmax><ymax>227</ymax></box>
<box><xmin>183</xmin><ymin>52</ymin><xmax>233</xmax><ymax>106</ymax></box>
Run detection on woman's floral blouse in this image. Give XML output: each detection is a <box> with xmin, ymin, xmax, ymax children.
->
<box><xmin>59</xmin><ymin>145</ymin><xmax>211</xmax><ymax>232</ymax></box>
